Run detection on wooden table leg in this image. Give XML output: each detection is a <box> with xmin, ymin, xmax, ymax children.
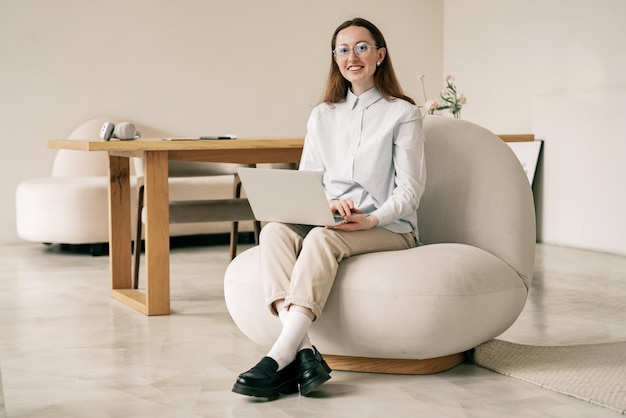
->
<box><xmin>108</xmin><ymin>155</ymin><xmax>133</xmax><ymax>296</ymax></box>
<box><xmin>109</xmin><ymin>155</ymin><xmax>148</xmax><ymax>315</ymax></box>
<box><xmin>108</xmin><ymin>152</ymin><xmax>170</xmax><ymax>315</ymax></box>
<box><xmin>143</xmin><ymin>151</ymin><xmax>170</xmax><ymax>315</ymax></box>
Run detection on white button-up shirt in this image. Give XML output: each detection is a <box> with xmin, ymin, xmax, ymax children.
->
<box><xmin>300</xmin><ymin>87</ymin><xmax>426</xmax><ymax>236</ymax></box>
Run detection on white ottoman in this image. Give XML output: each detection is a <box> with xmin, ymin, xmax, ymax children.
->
<box><xmin>16</xmin><ymin>176</ymin><xmax>139</xmax><ymax>253</ymax></box>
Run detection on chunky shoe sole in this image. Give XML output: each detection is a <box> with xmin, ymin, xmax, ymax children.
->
<box><xmin>232</xmin><ymin>379</ymin><xmax>298</xmax><ymax>401</ymax></box>
<box><xmin>297</xmin><ymin>347</ymin><xmax>333</xmax><ymax>396</ymax></box>
<box><xmin>299</xmin><ymin>370</ymin><xmax>331</xmax><ymax>396</ymax></box>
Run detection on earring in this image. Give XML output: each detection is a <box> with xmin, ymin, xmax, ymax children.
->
<box><xmin>376</xmin><ymin>61</ymin><xmax>381</xmax><ymax>67</ymax></box>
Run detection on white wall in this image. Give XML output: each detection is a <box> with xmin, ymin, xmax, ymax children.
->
<box><xmin>444</xmin><ymin>0</ymin><xmax>626</xmax><ymax>255</ymax></box>
<box><xmin>0</xmin><ymin>0</ymin><xmax>442</xmax><ymax>244</ymax></box>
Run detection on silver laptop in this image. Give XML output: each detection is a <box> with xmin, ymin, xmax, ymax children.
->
<box><xmin>237</xmin><ymin>167</ymin><xmax>345</xmax><ymax>226</ymax></box>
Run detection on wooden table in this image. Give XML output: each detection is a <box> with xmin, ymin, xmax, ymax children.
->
<box><xmin>46</xmin><ymin>138</ymin><xmax>304</xmax><ymax>315</ymax></box>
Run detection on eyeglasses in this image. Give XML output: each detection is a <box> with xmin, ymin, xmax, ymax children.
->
<box><xmin>333</xmin><ymin>42</ymin><xmax>379</xmax><ymax>58</ymax></box>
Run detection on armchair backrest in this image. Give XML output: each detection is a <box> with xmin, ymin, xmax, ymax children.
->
<box><xmin>417</xmin><ymin>116</ymin><xmax>536</xmax><ymax>288</ymax></box>
<box><xmin>52</xmin><ymin>117</ymin><xmax>118</xmax><ymax>177</ymax></box>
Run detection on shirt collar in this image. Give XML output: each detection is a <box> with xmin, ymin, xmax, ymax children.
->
<box><xmin>347</xmin><ymin>87</ymin><xmax>383</xmax><ymax>110</ymax></box>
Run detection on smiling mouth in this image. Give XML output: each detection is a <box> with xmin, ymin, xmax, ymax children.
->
<box><xmin>347</xmin><ymin>65</ymin><xmax>364</xmax><ymax>71</ymax></box>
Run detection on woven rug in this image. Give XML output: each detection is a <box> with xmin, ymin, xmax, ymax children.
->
<box><xmin>471</xmin><ymin>340</ymin><xmax>626</xmax><ymax>414</ymax></box>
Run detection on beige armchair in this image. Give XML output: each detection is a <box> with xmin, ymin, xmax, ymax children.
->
<box><xmin>223</xmin><ymin>116</ymin><xmax>536</xmax><ymax>374</ymax></box>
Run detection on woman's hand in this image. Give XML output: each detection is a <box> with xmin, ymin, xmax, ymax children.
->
<box><xmin>328</xmin><ymin>199</ymin><xmax>355</xmax><ymax>217</ymax></box>
<box><xmin>330</xmin><ymin>214</ymin><xmax>379</xmax><ymax>231</ymax></box>
<box><xmin>327</xmin><ymin>199</ymin><xmax>379</xmax><ymax>231</ymax></box>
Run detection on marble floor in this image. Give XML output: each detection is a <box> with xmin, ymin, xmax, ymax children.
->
<box><xmin>0</xmin><ymin>239</ymin><xmax>625</xmax><ymax>417</ymax></box>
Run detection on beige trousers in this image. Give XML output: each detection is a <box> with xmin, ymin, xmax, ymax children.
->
<box><xmin>259</xmin><ymin>222</ymin><xmax>416</xmax><ymax>319</ymax></box>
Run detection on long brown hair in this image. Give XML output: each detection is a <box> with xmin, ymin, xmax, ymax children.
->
<box><xmin>320</xmin><ymin>18</ymin><xmax>415</xmax><ymax>105</ymax></box>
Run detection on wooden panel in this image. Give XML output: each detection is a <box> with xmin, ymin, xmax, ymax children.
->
<box><xmin>323</xmin><ymin>352</ymin><xmax>466</xmax><ymax>375</ymax></box>
<box><xmin>111</xmin><ymin>289</ymin><xmax>148</xmax><ymax>315</ymax></box>
<box><xmin>47</xmin><ymin>138</ymin><xmax>305</xmax><ymax>154</ymax></box>
<box><xmin>143</xmin><ymin>151</ymin><xmax>171</xmax><ymax>315</ymax></box>
<box><xmin>108</xmin><ymin>155</ymin><xmax>132</xmax><ymax>290</ymax></box>
<box><xmin>498</xmin><ymin>134</ymin><xmax>535</xmax><ymax>142</ymax></box>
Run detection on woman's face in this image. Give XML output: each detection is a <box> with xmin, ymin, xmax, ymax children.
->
<box><xmin>333</xmin><ymin>25</ymin><xmax>386</xmax><ymax>96</ymax></box>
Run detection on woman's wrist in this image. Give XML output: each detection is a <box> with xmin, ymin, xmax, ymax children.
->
<box><xmin>367</xmin><ymin>215</ymin><xmax>380</xmax><ymax>228</ymax></box>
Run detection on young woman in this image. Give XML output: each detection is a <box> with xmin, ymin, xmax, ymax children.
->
<box><xmin>232</xmin><ymin>17</ymin><xmax>426</xmax><ymax>401</ymax></box>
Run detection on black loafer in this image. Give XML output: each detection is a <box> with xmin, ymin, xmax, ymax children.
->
<box><xmin>296</xmin><ymin>346</ymin><xmax>332</xmax><ymax>396</ymax></box>
<box><xmin>232</xmin><ymin>357</ymin><xmax>298</xmax><ymax>401</ymax></box>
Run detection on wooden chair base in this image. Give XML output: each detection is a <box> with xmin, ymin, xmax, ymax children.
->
<box><xmin>322</xmin><ymin>352</ymin><xmax>467</xmax><ymax>375</ymax></box>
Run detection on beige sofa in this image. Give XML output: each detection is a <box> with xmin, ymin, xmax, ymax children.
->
<box><xmin>223</xmin><ymin>116</ymin><xmax>536</xmax><ymax>374</ymax></box>
<box><xmin>15</xmin><ymin>117</ymin><xmax>254</xmax><ymax>255</ymax></box>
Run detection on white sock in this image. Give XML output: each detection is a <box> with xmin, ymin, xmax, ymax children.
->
<box><xmin>268</xmin><ymin>310</ymin><xmax>313</xmax><ymax>370</ymax></box>
<box><xmin>297</xmin><ymin>333</ymin><xmax>314</xmax><ymax>353</ymax></box>
<box><xmin>278</xmin><ymin>309</ymin><xmax>313</xmax><ymax>353</ymax></box>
